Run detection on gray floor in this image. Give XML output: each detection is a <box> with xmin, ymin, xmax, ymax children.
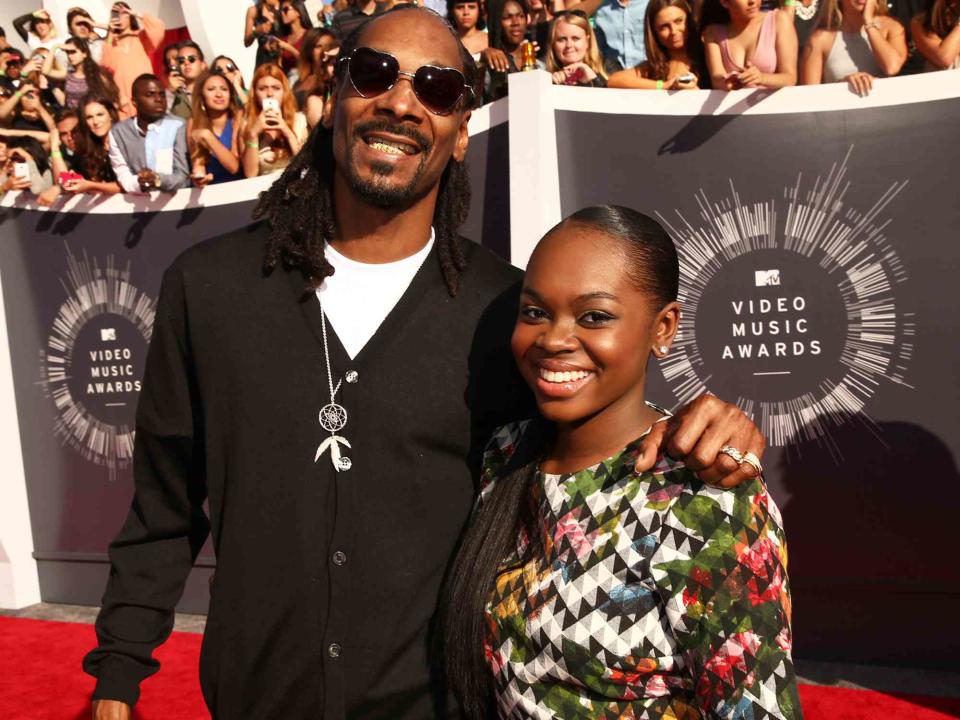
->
<box><xmin>4</xmin><ymin>603</ymin><xmax>960</xmax><ymax>701</ymax></box>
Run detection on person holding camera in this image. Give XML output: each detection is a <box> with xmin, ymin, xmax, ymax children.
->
<box><xmin>107</xmin><ymin>73</ymin><xmax>189</xmax><ymax>193</ymax></box>
<box><xmin>100</xmin><ymin>2</ymin><xmax>166</xmax><ymax>119</ymax></box>
<box><xmin>0</xmin><ymin>81</ymin><xmax>54</xmax><ymax>139</ymax></box>
<box><xmin>0</xmin><ymin>136</ymin><xmax>53</xmax><ymax>195</ymax></box>
<box><xmin>169</xmin><ymin>41</ymin><xmax>208</xmax><ymax>120</ymax></box>
<box><xmin>241</xmin><ymin>63</ymin><xmax>307</xmax><ymax>177</ymax></box>
<box><xmin>607</xmin><ymin>0</ymin><xmax>708</xmax><ymax>89</ymax></box>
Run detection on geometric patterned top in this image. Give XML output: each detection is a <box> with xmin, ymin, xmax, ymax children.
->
<box><xmin>479</xmin><ymin>420</ymin><xmax>802</xmax><ymax>719</ymax></box>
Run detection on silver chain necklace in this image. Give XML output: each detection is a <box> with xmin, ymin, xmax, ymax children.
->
<box><xmin>314</xmin><ymin>299</ymin><xmax>352</xmax><ymax>471</ymax></box>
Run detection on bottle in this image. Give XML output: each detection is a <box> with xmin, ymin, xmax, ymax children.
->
<box><xmin>521</xmin><ymin>39</ymin><xmax>537</xmax><ymax>71</ymax></box>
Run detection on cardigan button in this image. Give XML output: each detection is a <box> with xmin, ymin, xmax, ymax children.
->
<box><xmin>332</xmin><ymin>550</ymin><xmax>347</xmax><ymax>566</ymax></box>
<box><xmin>337</xmin><ymin>457</ymin><xmax>352</xmax><ymax>471</ymax></box>
<box><xmin>345</xmin><ymin>370</ymin><xmax>359</xmax><ymax>384</ymax></box>
<box><xmin>328</xmin><ymin>642</ymin><xmax>342</xmax><ymax>658</ymax></box>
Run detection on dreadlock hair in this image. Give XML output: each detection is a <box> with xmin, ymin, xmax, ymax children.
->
<box><xmin>255</xmin><ymin>4</ymin><xmax>478</xmax><ymax>297</ymax></box>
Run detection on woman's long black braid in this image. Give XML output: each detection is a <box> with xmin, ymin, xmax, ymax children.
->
<box><xmin>255</xmin><ymin>5</ymin><xmax>480</xmax><ymax>297</ymax></box>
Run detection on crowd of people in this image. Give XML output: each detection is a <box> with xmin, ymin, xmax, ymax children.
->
<box><xmin>0</xmin><ymin>0</ymin><xmax>956</xmax><ymax>200</ymax></box>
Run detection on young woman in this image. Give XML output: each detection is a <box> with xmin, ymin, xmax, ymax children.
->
<box><xmin>66</xmin><ymin>8</ymin><xmax>107</xmax><ymax>63</ymax></box>
<box><xmin>12</xmin><ymin>9</ymin><xmax>60</xmax><ymax>53</ymax></box>
<box><xmin>910</xmin><ymin>0</ymin><xmax>959</xmax><ymax>70</ymax></box>
<box><xmin>0</xmin><ymin>82</ymin><xmax>54</xmax><ymax>140</ymax></box>
<box><xmin>188</xmin><ymin>71</ymin><xmax>245</xmax><ymax>186</ymax></box>
<box><xmin>278</xmin><ymin>0</ymin><xmax>315</xmax><ymax>77</ymax></box>
<box><xmin>801</xmin><ymin>0</ymin><xmax>906</xmax><ymax>94</ymax></box>
<box><xmin>43</xmin><ymin>95</ymin><xmax>122</xmax><ymax>203</ymax></box>
<box><xmin>100</xmin><ymin>2</ymin><xmax>166</xmax><ymax>118</ymax></box>
<box><xmin>212</xmin><ymin>55</ymin><xmax>251</xmax><ymax>106</ymax></box>
<box><xmin>483</xmin><ymin>0</ymin><xmax>537</xmax><ymax>101</ymax></box>
<box><xmin>442</xmin><ymin>205</ymin><xmax>799</xmax><ymax>719</ymax></box>
<box><xmin>546</xmin><ymin>11</ymin><xmax>609</xmax><ymax>86</ymax></box>
<box><xmin>42</xmin><ymin>36</ymin><xmax>120</xmax><ymax>110</ymax></box>
<box><xmin>293</xmin><ymin>30</ymin><xmax>340</xmax><ymax>128</ymax></box>
<box><xmin>702</xmin><ymin>0</ymin><xmax>799</xmax><ymax>89</ymax></box>
<box><xmin>608</xmin><ymin>0</ymin><xmax>707</xmax><ymax>89</ymax></box>
<box><xmin>449</xmin><ymin>0</ymin><xmax>490</xmax><ymax>60</ymax></box>
<box><xmin>242</xmin><ymin>64</ymin><xmax>308</xmax><ymax>177</ymax></box>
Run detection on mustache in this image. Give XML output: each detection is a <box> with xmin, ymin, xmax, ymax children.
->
<box><xmin>353</xmin><ymin>119</ymin><xmax>432</xmax><ymax>153</ymax></box>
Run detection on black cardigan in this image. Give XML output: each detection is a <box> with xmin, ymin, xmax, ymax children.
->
<box><xmin>83</xmin><ymin>224</ymin><xmax>532</xmax><ymax>718</ymax></box>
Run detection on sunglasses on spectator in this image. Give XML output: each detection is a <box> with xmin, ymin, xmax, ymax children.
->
<box><xmin>7</xmin><ymin>59</ymin><xmax>24</xmax><ymax>67</ymax></box>
<box><xmin>178</xmin><ymin>55</ymin><xmax>200</xmax><ymax>64</ymax></box>
<box><xmin>339</xmin><ymin>47</ymin><xmax>474</xmax><ymax>115</ymax></box>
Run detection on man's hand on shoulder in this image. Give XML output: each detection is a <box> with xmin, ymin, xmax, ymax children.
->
<box><xmin>92</xmin><ymin>699</ymin><xmax>131</xmax><ymax>719</ymax></box>
<box><xmin>635</xmin><ymin>394</ymin><xmax>765</xmax><ymax>488</ymax></box>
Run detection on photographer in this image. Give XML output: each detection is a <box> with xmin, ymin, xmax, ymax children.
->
<box><xmin>0</xmin><ymin>136</ymin><xmax>53</xmax><ymax>195</ymax></box>
<box><xmin>100</xmin><ymin>2</ymin><xmax>166</xmax><ymax>118</ymax></box>
<box><xmin>241</xmin><ymin>63</ymin><xmax>306</xmax><ymax>177</ymax></box>
<box><xmin>0</xmin><ymin>82</ymin><xmax>54</xmax><ymax>143</ymax></box>
<box><xmin>245</xmin><ymin>1</ymin><xmax>285</xmax><ymax>68</ymax></box>
<box><xmin>169</xmin><ymin>41</ymin><xmax>208</xmax><ymax>120</ymax></box>
<box><xmin>107</xmin><ymin>74</ymin><xmax>189</xmax><ymax>193</ymax></box>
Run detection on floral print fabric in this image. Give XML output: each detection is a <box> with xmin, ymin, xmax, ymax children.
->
<box><xmin>480</xmin><ymin>420</ymin><xmax>802</xmax><ymax>719</ymax></box>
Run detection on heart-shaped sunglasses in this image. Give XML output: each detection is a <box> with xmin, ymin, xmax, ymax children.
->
<box><xmin>339</xmin><ymin>46</ymin><xmax>475</xmax><ymax>116</ymax></box>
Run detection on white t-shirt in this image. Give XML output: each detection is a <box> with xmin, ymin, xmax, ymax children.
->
<box><xmin>316</xmin><ymin>231</ymin><xmax>435</xmax><ymax>359</ymax></box>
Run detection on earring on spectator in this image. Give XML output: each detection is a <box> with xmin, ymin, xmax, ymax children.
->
<box><xmin>657</xmin><ymin>345</ymin><xmax>668</xmax><ymax>356</ymax></box>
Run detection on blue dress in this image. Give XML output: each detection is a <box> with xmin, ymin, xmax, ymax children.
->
<box><xmin>207</xmin><ymin>118</ymin><xmax>241</xmax><ymax>185</ymax></box>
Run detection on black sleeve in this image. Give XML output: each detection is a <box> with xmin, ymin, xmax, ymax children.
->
<box><xmin>82</xmin><ymin>263</ymin><xmax>209</xmax><ymax>706</ymax></box>
<box><xmin>12</xmin><ymin>13</ymin><xmax>33</xmax><ymax>43</ymax></box>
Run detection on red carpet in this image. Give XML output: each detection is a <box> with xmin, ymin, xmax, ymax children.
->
<box><xmin>1</xmin><ymin>616</ymin><xmax>958</xmax><ymax>719</ymax></box>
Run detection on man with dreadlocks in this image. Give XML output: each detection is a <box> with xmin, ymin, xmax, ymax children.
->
<box><xmin>85</xmin><ymin>6</ymin><xmax>767</xmax><ymax>720</ymax></box>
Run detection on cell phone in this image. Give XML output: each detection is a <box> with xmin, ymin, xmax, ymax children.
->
<box><xmin>678</xmin><ymin>73</ymin><xmax>696</xmax><ymax>84</ymax></box>
<box><xmin>110</xmin><ymin>9</ymin><xmax>120</xmax><ymax>22</ymax></box>
<box><xmin>262</xmin><ymin>97</ymin><xmax>280</xmax><ymax>113</ymax></box>
<box><xmin>59</xmin><ymin>171</ymin><xmax>83</xmax><ymax>185</ymax></box>
<box><xmin>13</xmin><ymin>162</ymin><xmax>30</xmax><ymax>181</ymax></box>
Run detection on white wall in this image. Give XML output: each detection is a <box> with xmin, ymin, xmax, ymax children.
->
<box><xmin>0</xmin><ymin>267</ymin><xmax>39</xmax><ymax>609</ymax></box>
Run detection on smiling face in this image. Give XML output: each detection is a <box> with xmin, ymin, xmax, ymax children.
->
<box><xmin>841</xmin><ymin>0</ymin><xmax>868</xmax><ymax>15</ymax></box>
<box><xmin>330</xmin><ymin>10</ymin><xmax>471</xmax><ymax>209</ymax></box>
<box><xmin>655</xmin><ymin>6</ymin><xmax>688</xmax><ymax>51</ymax></box>
<box><xmin>83</xmin><ymin>101</ymin><xmax>113</xmax><ymax>138</ymax></box>
<box><xmin>202</xmin><ymin>74</ymin><xmax>231</xmax><ymax>112</ymax></box>
<box><xmin>552</xmin><ymin>20</ymin><xmax>589</xmax><ymax>66</ymax></box>
<box><xmin>511</xmin><ymin>224</ymin><xmax>679</xmax><ymax>425</ymax></box>
<box><xmin>500</xmin><ymin>1</ymin><xmax>529</xmax><ymax>47</ymax></box>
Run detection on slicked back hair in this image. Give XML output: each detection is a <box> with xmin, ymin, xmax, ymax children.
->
<box><xmin>255</xmin><ymin>5</ymin><xmax>479</xmax><ymax>296</ymax></box>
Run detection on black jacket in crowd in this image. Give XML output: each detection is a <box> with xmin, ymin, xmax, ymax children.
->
<box><xmin>82</xmin><ymin>224</ymin><xmax>533</xmax><ymax>718</ymax></box>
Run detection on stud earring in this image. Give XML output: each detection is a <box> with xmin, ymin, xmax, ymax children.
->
<box><xmin>658</xmin><ymin>345</ymin><xmax>668</xmax><ymax>355</ymax></box>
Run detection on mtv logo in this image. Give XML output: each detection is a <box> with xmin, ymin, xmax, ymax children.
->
<box><xmin>100</xmin><ymin>328</ymin><xmax>117</xmax><ymax>341</ymax></box>
<box><xmin>755</xmin><ymin>270</ymin><xmax>781</xmax><ymax>287</ymax></box>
